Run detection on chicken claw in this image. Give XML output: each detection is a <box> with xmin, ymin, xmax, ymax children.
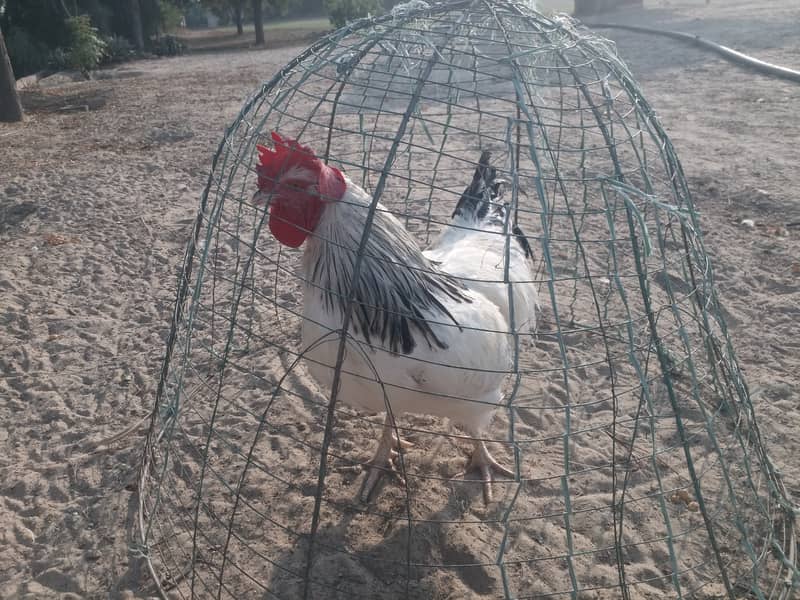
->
<box><xmin>454</xmin><ymin>441</ymin><xmax>514</xmax><ymax>503</ymax></box>
<box><xmin>360</xmin><ymin>442</ymin><xmax>410</xmax><ymax>503</ymax></box>
<box><xmin>339</xmin><ymin>416</ymin><xmax>414</xmax><ymax>502</ymax></box>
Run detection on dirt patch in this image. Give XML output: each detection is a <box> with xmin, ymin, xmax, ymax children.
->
<box><xmin>19</xmin><ymin>86</ymin><xmax>112</xmax><ymax>114</ymax></box>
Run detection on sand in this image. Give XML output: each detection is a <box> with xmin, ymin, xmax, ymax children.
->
<box><xmin>0</xmin><ymin>0</ymin><xmax>798</xmax><ymax>598</ymax></box>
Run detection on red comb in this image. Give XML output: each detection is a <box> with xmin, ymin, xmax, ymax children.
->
<box><xmin>255</xmin><ymin>132</ymin><xmax>321</xmax><ymax>192</ymax></box>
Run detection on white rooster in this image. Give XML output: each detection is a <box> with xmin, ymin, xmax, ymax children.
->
<box><xmin>254</xmin><ymin>132</ymin><xmax>538</xmax><ymax>502</ymax></box>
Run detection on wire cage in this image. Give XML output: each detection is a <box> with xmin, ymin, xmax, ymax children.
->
<box><xmin>137</xmin><ymin>1</ymin><xmax>798</xmax><ymax>598</ymax></box>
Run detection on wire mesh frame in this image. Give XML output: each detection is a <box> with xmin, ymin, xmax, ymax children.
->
<box><xmin>136</xmin><ymin>1</ymin><xmax>799</xmax><ymax>599</ymax></box>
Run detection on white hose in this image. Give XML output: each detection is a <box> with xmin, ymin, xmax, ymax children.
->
<box><xmin>586</xmin><ymin>22</ymin><xmax>800</xmax><ymax>83</ymax></box>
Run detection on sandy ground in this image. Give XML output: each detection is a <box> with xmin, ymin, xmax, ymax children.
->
<box><xmin>0</xmin><ymin>0</ymin><xmax>798</xmax><ymax>598</ymax></box>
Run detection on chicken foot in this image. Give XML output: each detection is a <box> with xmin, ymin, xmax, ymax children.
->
<box><xmin>339</xmin><ymin>415</ymin><xmax>413</xmax><ymax>502</ymax></box>
<box><xmin>454</xmin><ymin>440</ymin><xmax>514</xmax><ymax>503</ymax></box>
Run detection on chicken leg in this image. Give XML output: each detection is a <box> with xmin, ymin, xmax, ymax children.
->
<box><xmin>455</xmin><ymin>440</ymin><xmax>514</xmax><ymax>503</ymax></box>
<box><xmin>350</xmin><ymin>415</ymin><xmax>414</xmax><ymax>502</ymax></box>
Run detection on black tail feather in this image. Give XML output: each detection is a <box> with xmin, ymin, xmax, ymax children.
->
<box><xmin>513</xmin><ymin>224</ymin><xmax>533</xmax><ymax>259</ymax></box>
<box><xmin>452</xmin><ymin>150</ymin><xmax>533</xmax><ymax>261</ymax></box>
<box><xmin>451</xmin><ymin>150</ymin><xmax>499</xmax><ymax>221</ymax></box>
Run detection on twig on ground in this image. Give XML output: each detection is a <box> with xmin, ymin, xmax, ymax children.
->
<box><xmin>86</xmin><ymin>411</ymin><xmax>154</xmax><ymax>454</ymax></box>
<box><xmin>140</xmin><ymin>216</ymin><xmax>154</xmax><ymax>239</ymax></box>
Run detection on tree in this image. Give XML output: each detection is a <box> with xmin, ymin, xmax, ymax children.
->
<box><xmin>129</xmin><ymin>0</ymin><xmax>145</xmax><ymax>49</ymax></box>
<box><xmin>0</xmin><ymin>24</ymin><xmax>23</xmax><ymax>122</ymax></box>
<box><xmin>252</xmin><ymin>0</ymin><xmax>264</xmax><ymax>45</ymax></box>
<box><xmin>234</xmin><ymin>0</ymin><xmax>244</xmax><ymax>35</ymax></box>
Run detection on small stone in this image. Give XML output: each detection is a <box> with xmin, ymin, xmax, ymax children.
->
<box><xmin>669</xmin><ymin>489</ymin><xmax>692</xmax><ymax>505</ymax></box>
<box><xmin>14</xmin><ymin>523</ymin><xmax>36</xmax><ymax>546</ymax></box>
<box><xmin>49</xmin><ymin>420</ymin><xmax>69</xmax><ymax>433</ymax></box>
<box><xmin>740</xmin><ymin>218</ymin><xmax>755</xmax><ymax>228</ymax></box>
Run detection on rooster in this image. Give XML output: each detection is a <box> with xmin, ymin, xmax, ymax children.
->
<box><xmin>254</xmin><ymin>133</ymin><xmax>538</xmax><ymax>502</ymax></box>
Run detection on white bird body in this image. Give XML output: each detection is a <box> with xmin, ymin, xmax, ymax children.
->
<box><xmin>299</xmin><ymin>174</ymin><xmax>536</xmax><ymax>437</ymax></box>
<box><xmin>425</xmin><ymin>212</ymin><xmax>539</xmax><ymax>337</ymax></box>
<box><xmin>302</xmin><ymin>298</ymin><xmax>509</xmax><ymax>433</ymax></box>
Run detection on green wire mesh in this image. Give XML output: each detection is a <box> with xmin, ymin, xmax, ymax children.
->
<box><xmin>136</xmin><ymin>1</ymin><xmax>798</xmax><ymax>598</ymax></box>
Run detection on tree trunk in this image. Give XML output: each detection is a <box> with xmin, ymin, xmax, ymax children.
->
<box><xmin>252</xmin><ymin>0</ymin><xmax>265</xmax><ymax>45</ymax></box>
<box><xmin>0</xmin><ymin>26</ymin><xmax>23</xmax><ymax>123</ymax></box>
<box><xmin>129</xmin><ymin>0</ymin><xmax>145</xmax><ymax>50</ymax></box>
<box><xmin>235</xmin><ymin>0</ymin><xmax>244</xmax><ymax>36</ymax></box>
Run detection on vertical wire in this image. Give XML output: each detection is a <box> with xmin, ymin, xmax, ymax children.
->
<box><xmin>300</xmin><ymin>8</ymin><xmax>474</xmax><ymax>598</ymax></box>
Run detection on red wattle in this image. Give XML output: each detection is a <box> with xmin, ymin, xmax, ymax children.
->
<box><xmin>269</xmin><ymin>201</ymin><xmax>310</xmax><ymax>248</ymax></box>
<box><xmin>268</xmin><ymin>162</ymin><xmax>342</xmax><ymax>248</ymax></box>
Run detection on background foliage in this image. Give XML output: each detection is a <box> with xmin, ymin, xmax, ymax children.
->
<box><xmin>65</xmin><ymin>15</ymin><xmax>107</xmax><ymax>73</ymax></box>
<box><xmin>1</xmin><ymin>0</ymin><xmax>167</xmax><ymax>76</ymax></box>
<box><xmin>0</xmin><ymin>0</ymin><xmax>390</xmax><ymax>79</ymax></box>
<box><xmin>325</xmin><ymin>0</ymin><xmax>382</xmax><ymax>28</ymax></box>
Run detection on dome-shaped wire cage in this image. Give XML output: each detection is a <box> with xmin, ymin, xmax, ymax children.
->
<box><xmin>136</xmin><ymin>1</ymin><xmax>798</xmax><ymax>598</ymax></box>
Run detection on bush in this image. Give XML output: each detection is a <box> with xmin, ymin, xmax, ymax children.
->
<box><xmin>101</xmin><ymin>34</ymin><xmax>135</xmax><ymax>65</ymax></box>
<box><xmin>65</xmin><ymin>15</ymin><xmax>107</xmax><ymax>74</ymax></box>
<box><xmin>4</xmin><ymin>26</ymin><xmax>51</xmax><ymax>78</ymax></box>
<box><xmin>325</xmin><ymin>0</ymin><xmax>382</xmax><ymax>28</ymax></box>
<box><xmin>159</xmin><ymin>0</ymin><xmax>184</xmax><ymax>32</ymax></box>
<box><xmin>151</xmin><ymin>34</ymin><xmax>185</xmax><ymax>57</ymax></box>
